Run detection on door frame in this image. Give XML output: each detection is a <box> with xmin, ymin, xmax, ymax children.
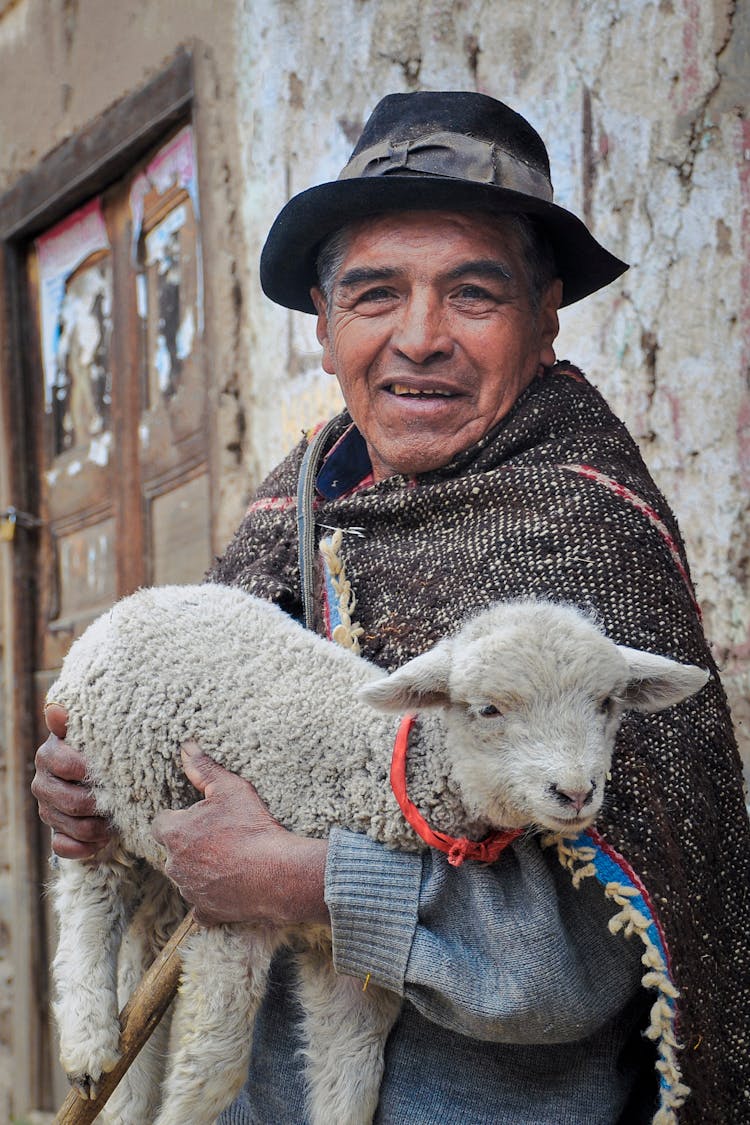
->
<box><xmin>0</xmin><ymin>49</ymin><xmax>194</xmax><ymax>1113</ymax></box>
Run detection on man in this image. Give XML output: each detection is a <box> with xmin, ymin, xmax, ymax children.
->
<box><xmin>34</xmin><ymin>92</ymin><xmax>750</xmax><ymax>1123</ymax></box>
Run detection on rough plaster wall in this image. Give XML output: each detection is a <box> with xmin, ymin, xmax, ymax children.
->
<box><xmin>236</xmin><ymin>0</ymin><xmax>748</xmax><ymax>769</ymax></box>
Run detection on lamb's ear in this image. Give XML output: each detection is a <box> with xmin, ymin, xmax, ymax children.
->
<box><xmin>359</xmin><ymin>642</ymin><xmax>453</xmax><ymax>712</ymax></box>
<box><xmin>616</xmin><ymin>646</ymin><xmax>710</xmax><ymax>713</ymax></box>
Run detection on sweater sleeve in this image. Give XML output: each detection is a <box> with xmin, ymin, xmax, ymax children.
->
<box><xmin>325</xmin><ymin>829</ymin><xmax>644</xmax><ymax>1045</ymax></box>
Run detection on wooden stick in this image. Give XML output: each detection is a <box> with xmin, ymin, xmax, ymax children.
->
<box><xmin>53</xmin><ymin>909</ymin><xmax>200</xmax><ymax>1125</ymax></box>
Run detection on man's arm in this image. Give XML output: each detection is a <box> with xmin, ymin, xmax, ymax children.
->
<box><xmin>32</xmin><ymin>720</ymin><xmax>328</xmax><ymax>927</ymax></box>
<box><xmin>145</xmin><ymin>748</ymin><xmax>643</xmax><ymax>1045</ymax></box>
<box><xmin>326</xmin><ymin>828</ymin><xmax>645</xmax><ymax>1044</ymax></box>
<box><xmin>150</xmin><ymin>750</ymin><xmax>642</xmax><ymax>1046</ymax></box>
<box><xmin>151</xmin><ymin>743</ymin><xmax>329</xmax><ymax>927</ymax></box>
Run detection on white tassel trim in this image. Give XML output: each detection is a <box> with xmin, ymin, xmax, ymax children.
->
<box><xmin>543</xmin><ymin>833</ymin><xmax>690</xmax><ymax>1123</ymax></box>
<box><xmin>319</xmin><ymin>529</ymin><xmax>364</xmax><ymax>654</ymax></box>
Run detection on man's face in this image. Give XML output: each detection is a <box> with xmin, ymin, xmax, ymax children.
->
<box><xmin>311</xmin><ymin>210</ymin><xmax>562</xmax><ymax>481</ymax></box>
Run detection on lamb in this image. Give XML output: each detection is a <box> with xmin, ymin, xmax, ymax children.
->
<box><xmin>47</xmin><ymin>583</ymin><xmax>708</xmax><ymax>1125</ymax></box>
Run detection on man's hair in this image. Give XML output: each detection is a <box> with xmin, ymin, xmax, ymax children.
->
<box><xmin>316</xmin><ymin>227</ymin><xmax>352</xmax><ymax>312</ymax></box>
<box><xmin>315</xmin><ymin>213</ymin><xmax>558</xmax><ymax>314</ymax></box>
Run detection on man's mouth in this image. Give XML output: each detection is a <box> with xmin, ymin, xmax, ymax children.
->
<box><xmin>387</xmin><ymin>383</ymin><xmax>455</xmax><ymax>397</ymax></box>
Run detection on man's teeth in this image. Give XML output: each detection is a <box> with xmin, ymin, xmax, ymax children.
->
<box><xmin>389</xmin><ymin>384</ymin><xmax>452</xmax><ymax>396</ymax></box>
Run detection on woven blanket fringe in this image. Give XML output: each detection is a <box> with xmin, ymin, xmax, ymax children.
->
<box><xmin>543</xmin><ymin>834</ymin><xmax>690</xmax><ymax>1124</ymax></box>
<box><xmin>319</xmin><ymin>529</ymin><xmax>364</xmax><ymax>654</ymax></box>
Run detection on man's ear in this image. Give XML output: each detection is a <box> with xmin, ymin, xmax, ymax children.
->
<box><xmin>359</xmin><ymin>642</ymin><xmax>453</xmax><ymax>713</ymax></box>
<box><xmin>616</xmin><ymin>646</ymin><xmax>710</xmax><ymax>713</ymax></box>
<box><xmin>310</xmin><ymin>286</ymin><xmax>336</xmax><ymax>375</ymax></box>
<box><xmin>538</xmin><ymin>278</ymin><xmax>562</xmax><ymax>368</ymax></box>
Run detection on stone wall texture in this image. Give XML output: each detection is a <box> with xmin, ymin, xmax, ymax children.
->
<box><xmin>0</xmin><ymin>0</ymin><xmax>747</xmax><ymax>1115</ymax></box>
<box><xmin>231</xmin><ymin>0</ymin><xmax>749</xmax><ymax>775</ymax></box>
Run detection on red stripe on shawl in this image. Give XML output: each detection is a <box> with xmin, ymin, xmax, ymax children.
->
<box><xmin>245</xmin><ymin>496</ymin><xmax>296</xmax><ymax>514</ymax></box>
<box><xmin>561</xmin><ymin>464</ymin><xmax>701</xmax><ymax>619</ymax></box>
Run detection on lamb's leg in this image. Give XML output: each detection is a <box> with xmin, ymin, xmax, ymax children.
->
<box><xmin>296</xmin><ymin>938</ymin><xmax>402</xmax><ymax>1125</ymax></box>
<box><xmin>101</xmin><ymin>872</ymin><xmax>185</xmax><ymax>1125</ymax></box>
<box><xmin>52</xmin><ymin>852</ymin><xmax>140</xmax><ymax>1098</ymax></box>
<box><xmin>153</xmin><ymin>923</ymin><xmax>281</xmax><ymax>1125</ymax></box>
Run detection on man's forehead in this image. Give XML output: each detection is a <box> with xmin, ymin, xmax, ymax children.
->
<box><xmin>341</xmin><ymin>208</ymin><xmax>522</xmax><ymax>251</ymax></box>
<box><xmin>329</xmin><ymin>210</ymin><xmax>525</xmax><ymax>289</ymax></box>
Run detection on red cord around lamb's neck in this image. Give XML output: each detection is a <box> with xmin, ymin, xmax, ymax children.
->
<box><xmin>390</xmin><ymin>713</ymin><xmax>523</xmax><ymax>867</ymax></box>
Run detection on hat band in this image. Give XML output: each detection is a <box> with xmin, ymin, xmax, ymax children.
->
<box><xmin>339</xmin><ymin>130</ymin><xmax>554</xmax><ymax>203</ymax></box>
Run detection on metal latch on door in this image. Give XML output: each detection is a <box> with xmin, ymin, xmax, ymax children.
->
<box><xmin>0</xmin><ymin>507</ymin><xmax>43</xmax><ymax>541</ymax></box>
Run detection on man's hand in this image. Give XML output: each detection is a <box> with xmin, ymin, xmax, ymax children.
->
<box><xmin>31</xmin><ymin>704</ymin><xmax>113</xmax><ymax>859</ymax></box>
<box><xmin>151</xmin><ymin>742</ymin><xmax>329</xmax><ymax>928</ymax></box>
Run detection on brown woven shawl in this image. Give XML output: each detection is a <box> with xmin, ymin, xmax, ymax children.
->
<box><xmin>208</xmin><ymin>363</ymin><xmax>750</xmax><ymax>1121</ymax></box>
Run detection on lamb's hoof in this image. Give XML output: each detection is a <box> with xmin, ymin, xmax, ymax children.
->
<box><xmin>69</xmin><ymin>1074</ymin><xmax>100</xmax><ymax>1101</ymax></box>
<box><xmin>61</xmin><ymin>1037</ymin><xmax>120</xmax><ymax>1097</ymax></box>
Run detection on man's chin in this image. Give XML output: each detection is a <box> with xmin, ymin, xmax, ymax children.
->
<box><xmin>370</xmin><ymin>445</ymin><xmax>464</xmax><ymax>480</ymax></box>
<box><xmin>367</xmin><ymin>427</ymin><xmax>486</xmax><ymax>481</ymax></box>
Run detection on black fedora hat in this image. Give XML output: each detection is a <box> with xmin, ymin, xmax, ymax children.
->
<box><xmin>260</xmin><ymin>91</ymin><xmax>628</xmax><ymax>312</ymax></box>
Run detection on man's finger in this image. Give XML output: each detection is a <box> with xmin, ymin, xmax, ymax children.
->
<box><xmin>179</xmin><ymin>740</ymin><xmax>236</xmax><ymax>797</ymax></box>
<box><xmin>151</xmin><ymin>807</ymin><xmax>180</xmax><ymax>846</ymax></box>
<box><xmin>32</xmin><ymin>748</ymin><xmax>97</xmax><ymax>812</ymax></box>
<box><xmin>48</xmin><ymin>829</ymin><xmax>109</xmax><ymax>861</ymax></box>
<box><xmin>39</xmin><ymin>810</ymin><xmax>110</xmax><ymax>850</ymax></box>
<box><xmin>34</xmin><ymin>733</ymin><xmax>88</xmax><ymax>785</ymax></box>
<box><xmin>44</xmin><ymin>702</ymin><xmax>69</xmax><ymax>739</ymax></box>
<box><xmin>35</xmin><ymin>778</ymin><xmax>99</xmax><ymax>819</ymax></box>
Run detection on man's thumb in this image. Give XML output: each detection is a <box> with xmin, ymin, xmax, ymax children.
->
<box><xmin>180</xmin><ymin>741</ymin><xmax>226</xmax><ymax>797</ymax></box>
<box><xmin>44</xmin><ymin>702</ymin><xmax>69</xmax><ymax>739</ymax></box>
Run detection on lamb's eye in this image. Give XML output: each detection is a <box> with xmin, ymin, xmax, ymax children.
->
<box><xmin>600</xmin><ymin>696</ymin><xmax>613</xmax><ymax>713</ymax></box>
<box><xmin>478</xmin><ymin>703</ymin><xmax>502</xmax><ymax>717</ymax></box>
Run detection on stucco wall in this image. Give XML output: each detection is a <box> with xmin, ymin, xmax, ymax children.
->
<box><xmin>0</xmin><ymin>0</ymin><xmax>747</xmax><ymax>1115</ymax></box>
<box><xmin>232</xmin><ymin>0</ymin><xmax>749</xmax><ymax>768</ymax></box>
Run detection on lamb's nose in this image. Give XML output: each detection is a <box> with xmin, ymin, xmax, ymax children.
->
<box><xmin>551</xmin><ymin>783</ymin><xmax>595</xmax><ymax>812</ymax></box>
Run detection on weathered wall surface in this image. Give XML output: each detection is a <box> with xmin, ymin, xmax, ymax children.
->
<box><xmin>233</xmin><ymin>0</ymin><xmax>749</xmax><ymax>768</ymax></box>
<box><xmin>0</xmin><ymin>0</ymin><xmax>747</xmax><ymax>1115</ymax></box>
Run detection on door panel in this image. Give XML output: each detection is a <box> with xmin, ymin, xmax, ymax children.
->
<box><xmin>23</xmin><ymin>124</ymin><xmax>212</xmax><ymax>1108</ymax></box>
<box><xmin>150</xmin><ymin>471</ymin><xmax>211</xmax><ymax>586</ymax></box>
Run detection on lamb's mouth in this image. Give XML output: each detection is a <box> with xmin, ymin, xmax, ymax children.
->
<box><xmin>387</xmin><ymin>383</ymin><xmax>455</xmax><ymax>397</ymax></box>
<box><xmin>546</xmin><ymin>813</ymin><xmax>594</xmax><ymax>832</ymax></box>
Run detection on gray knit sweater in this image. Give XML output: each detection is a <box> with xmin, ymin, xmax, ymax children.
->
<box><xmin>218</xmin><ymin>829</ymin><xmax>649</xmax><ymax>1124</ymax></box>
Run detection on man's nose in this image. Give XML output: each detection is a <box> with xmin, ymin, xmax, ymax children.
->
<box><xmin>391</xmin><ymin>295</ymin><xmax>453</xmax><ymax>364</ymax></box>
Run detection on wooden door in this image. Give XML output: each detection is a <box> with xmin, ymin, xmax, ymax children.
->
<box><xmin>24</xmin><ymin>125</ymin><xmax>212</xmax><ymax>1105</ymax></box>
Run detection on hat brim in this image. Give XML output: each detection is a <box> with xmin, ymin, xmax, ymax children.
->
<box><xmin>260</xmin><ymin>174</ymin><xmax>628</xmax><ymax>312</ymax></box>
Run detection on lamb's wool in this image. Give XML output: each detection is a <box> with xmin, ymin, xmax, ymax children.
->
<box><xmin>51</xmin><ymin>588</ymin><xmax>465</xmax><ymax>1125</ymax></box>
<box><xmin>51</xmin><ymin>589</ymin><xmax>704</xmax><ymax>1125</ymax></box>
<box><xmin>208</xmin><ymin>362</ymin><xmax>750</xmax><ymax>1122</ymax></box>
<box><xmin>49</xmin><ymin>586</ymin><xmax>483</xmax><ymax>860</ymax></box>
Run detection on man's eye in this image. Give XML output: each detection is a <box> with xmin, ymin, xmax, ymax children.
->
<box><xmin>357</xmin><ymin>287</ymin><xmax>395</xmax><ymax>303</ymax></box>
<box><xmin>454</xmin><ymin>284</ymin><xmax>494</xmax><ymax>302</ymax></box>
